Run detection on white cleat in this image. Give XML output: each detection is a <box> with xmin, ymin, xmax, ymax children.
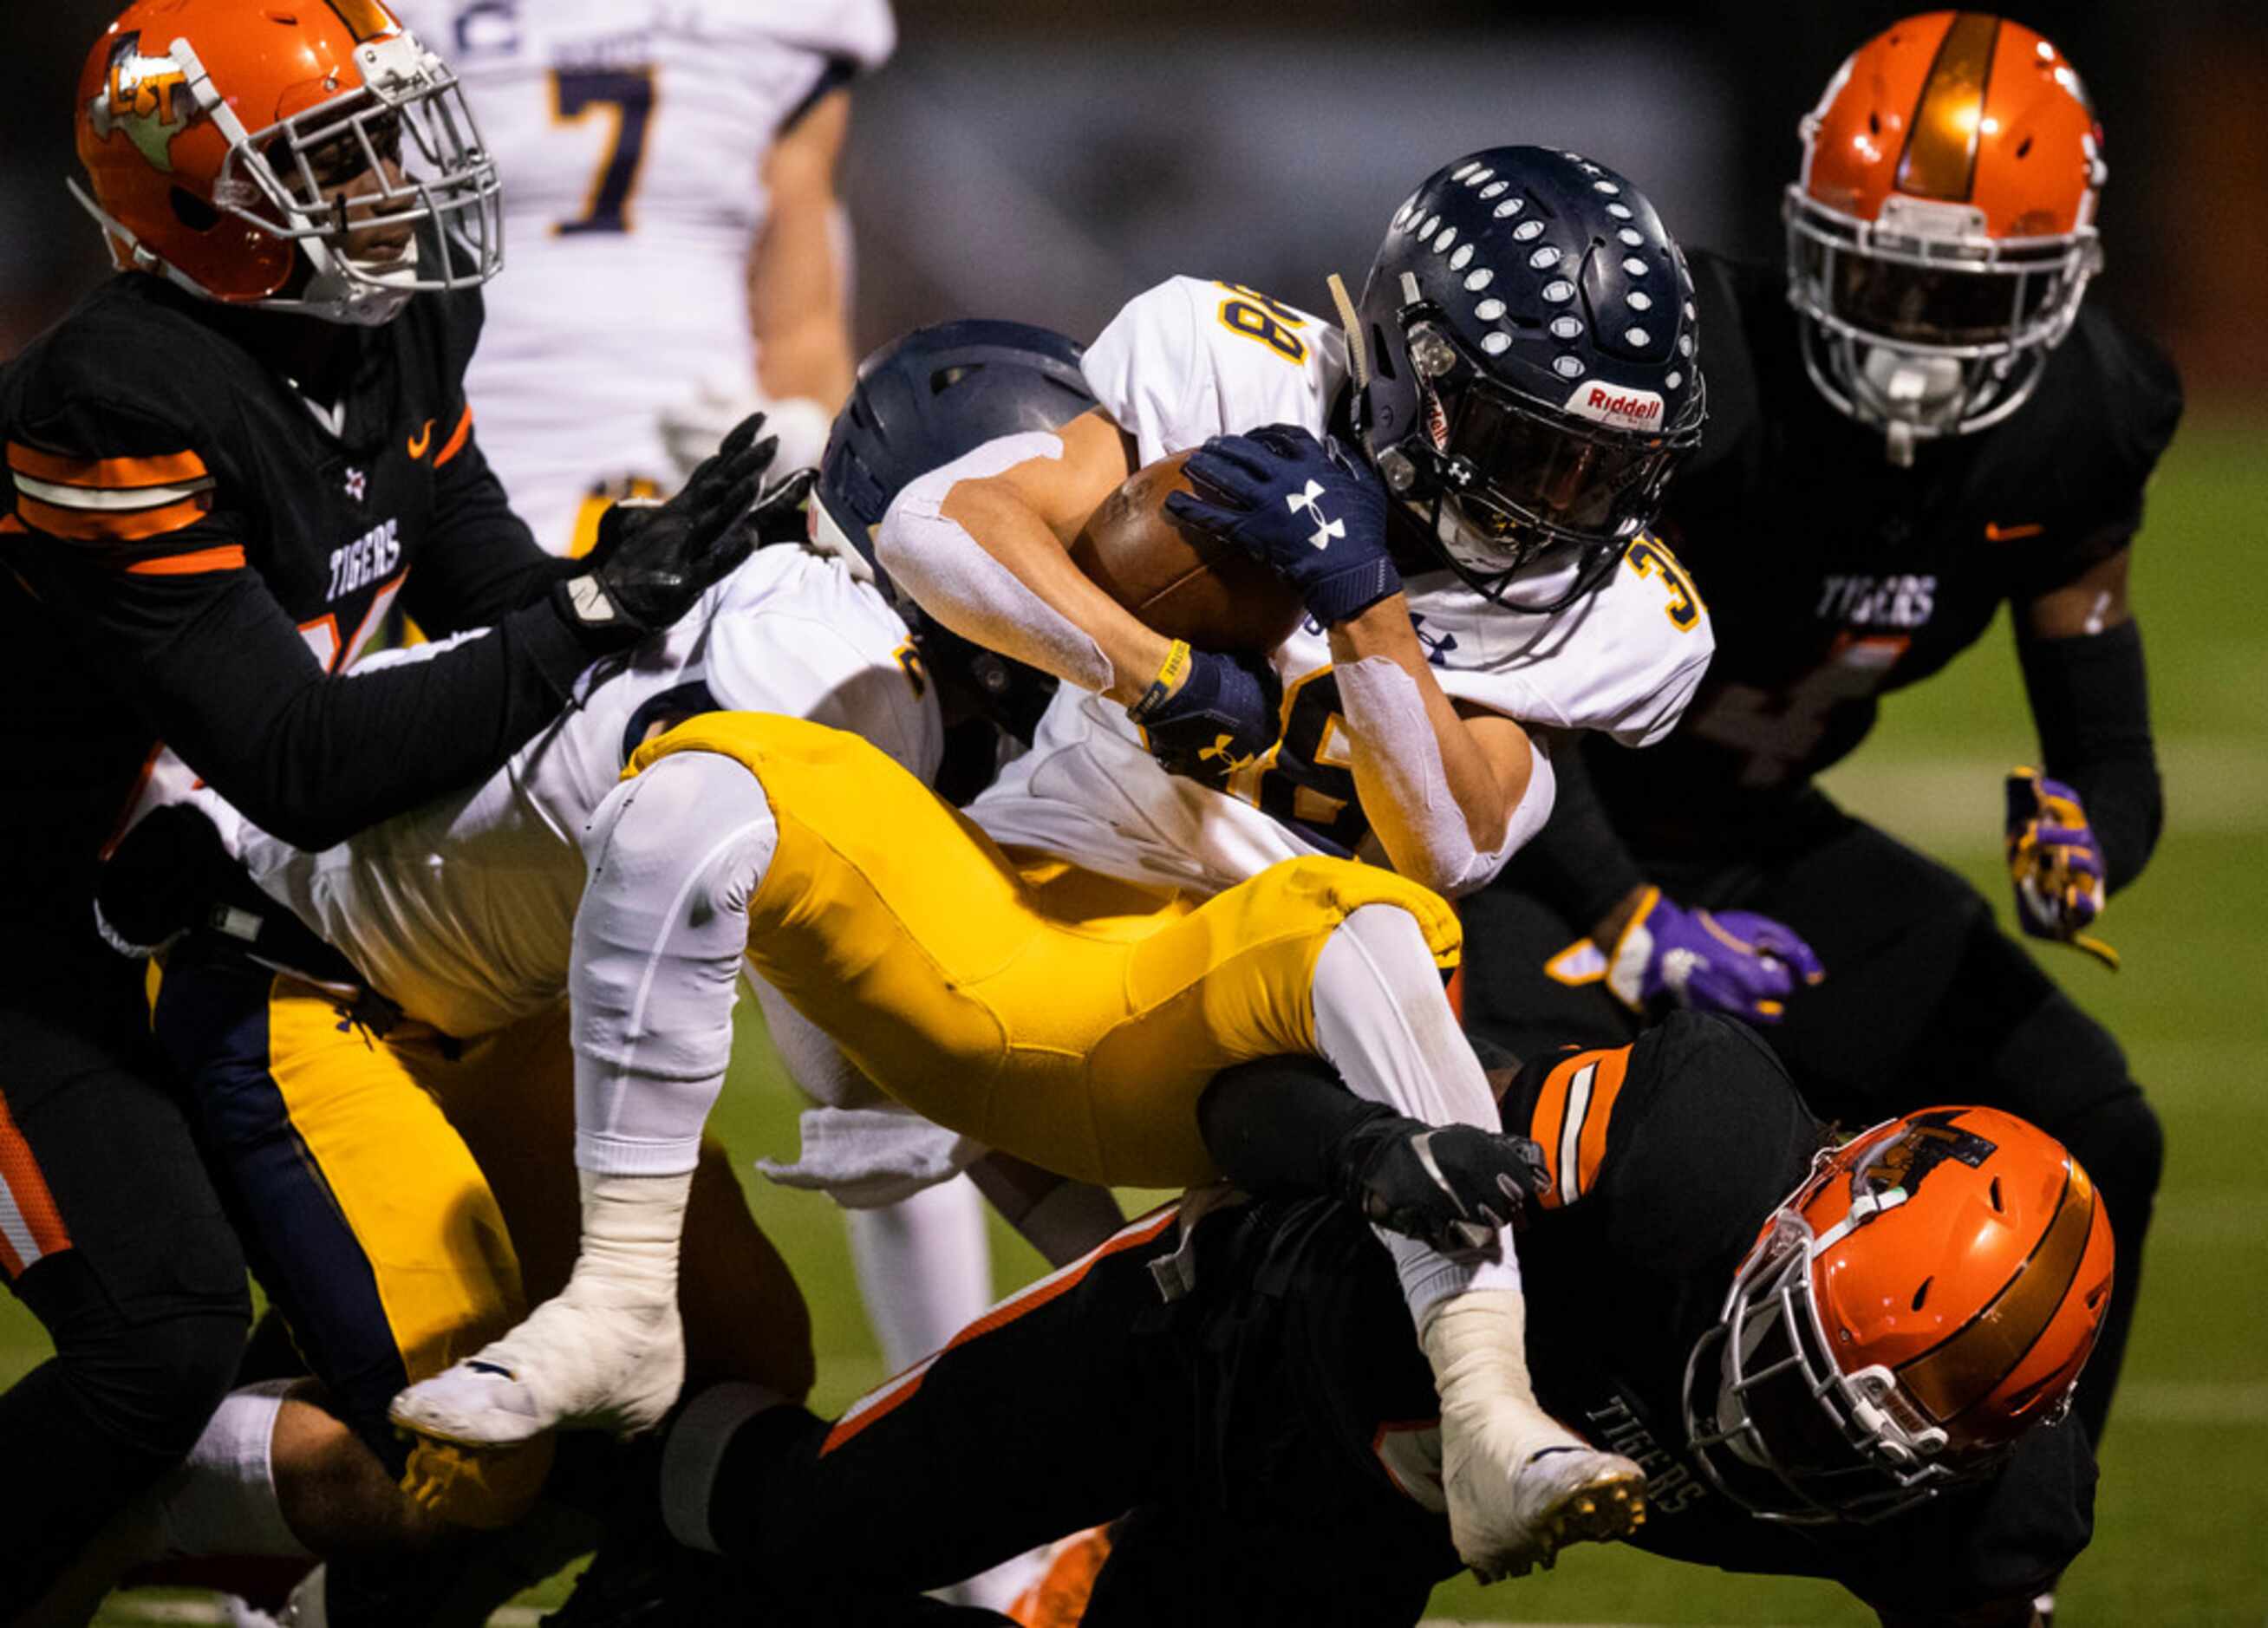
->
<box><xmin>389</xmin><ymin>1286</ymin><xmax>684</xmax><ymax>1448</ymax></box>
<box><xmin>1440</xmin><ymin>1408</ymin><xmax>1648</xmax><ymax>1582</ymax></box>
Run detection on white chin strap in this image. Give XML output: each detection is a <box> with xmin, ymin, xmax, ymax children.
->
<box><xmin>297</xmin><ymin>234</ymin><xmax>423</xmax><ymax>329</ymax></box>
<box><xmin>1856</xmin><ymin>348</ymin><xmax>1966</xmax><ymax>467</ymax></box>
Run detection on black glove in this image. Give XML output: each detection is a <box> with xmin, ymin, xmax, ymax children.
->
<box><xmin>559</xmin><ymin>413</ymin><xmax>807</xmax><ymax>637</ymax></box>
<box><xmin>1333</xmin><ymin>1115</ymin><xmax>1551</xmax><ymax>1261</ymax></box>
<box><xmin>1125</xmin><ymin>642</ymin><xmax>1282</xmax><ymax>789</ymax></box>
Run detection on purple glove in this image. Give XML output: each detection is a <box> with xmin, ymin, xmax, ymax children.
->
<box><xmin>1164</xmin><ymin>425</ymin><xmax>1402</xmax><ymax>625</ymax></box>
<box><xmin>2005</xmin><ymin>767</ymin><xmax>2119</xmax><ymax>969</ymax></box>
<box><xmin>1604</xmin><ymin>887</ymin><xmax>1824</xmax><ymax>1024</ymax></box>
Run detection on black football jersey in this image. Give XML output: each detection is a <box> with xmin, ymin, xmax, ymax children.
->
<box><xmin>1206</xmin><ymin>1011</ymin><xmax>2095</xmax><ymax>1614</ymax></box>
<box><xmin>1581</xmin><ymin>251</ymin><xmax>2182</xmax><ymax>850</ymax></box>
<box><xmin>0</xmin><ymin>271</ymin><xmax>594</xmax><ymax>949</ymax></box>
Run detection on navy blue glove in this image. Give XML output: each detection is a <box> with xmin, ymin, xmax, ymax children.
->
<box><xmin>1165</xmin><ymin>425</ymin><xmax>1402</xmax><ymax>625</ymax></box>
<box><xmin>1127</xmin><ymin>641</ymin><xmax>1281</xmax><ymax>788</ymax></box>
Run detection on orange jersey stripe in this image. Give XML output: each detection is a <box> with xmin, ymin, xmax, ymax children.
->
<box><xmin>1572</xmin><ymin>1045</ymin><xmax>1632</xmax><ymax>1201</ymax></box>
<box><xmin>1529</xmin><ymin>1045</ymin><xmax>1633</xmax><ymax>1209</ymax></box>
<box><xmin>17</xmin><ymin>492</ymin><xmax>210</xmax><ymax>544</ymax></box>
<box><xmin>1529</xmin><ymin>1054</ymin><xmax>1576</xmax><ymax>1204</ymax></box>
<box><xmin>0</xmin><ymin>1091</ymin><xmax>73</xmax><ymax>1280</ymax></box>
<box><xmin>125</xmin><ymin>544</ymin><xmax>247</xmax><ymax>576</ymax></box>
<box><xmin>820</xmin><ymin>1206</ymin><xmax>1180</xmax><ymax>1456</ymax></box>
<box><xmin>433</xmin><ymin>404</ymin><xmax>475</xmax><ymax>469</ymax></box>
<box><xmin>7</xmin><ymin>442</ymin><xmax>206</xmax><ymax>491</ymax></box>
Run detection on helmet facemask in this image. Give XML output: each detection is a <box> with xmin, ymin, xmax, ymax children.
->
<box><xmin>1372</xmin><ymin>312</ymin><xmax>1700</xmax><ymax>614</ymax></box>
<box><xmin>71</xmin><ymin>27</ymin><xmax>502</xmax><ymax>326</ymax></box>
<box><xmin>1683</xmin><ymin>1146</ymin><xmax>2005</xmax><ymax>1527</ymax></box>
<box><xmin>1785</xmin><ymin>185</ymin><xmax>2101</xmax><ymax>466</ymax></box>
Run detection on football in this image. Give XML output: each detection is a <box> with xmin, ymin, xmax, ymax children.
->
<box><xmin>1069</xmin><ymin>451</ymin><xmax>1307</xmax><ymax>654</ymax></box>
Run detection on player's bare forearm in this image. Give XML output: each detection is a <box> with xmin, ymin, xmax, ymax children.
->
<box><xmin>2019</xmin><ymin>543</ymin><xmax>2133</xmax><ymax>641</ymax></box>
<box><xmin>933</xmin><ymin>410</ymin><xmax>1168</xmax><ymax>703</ymax></box>
<box><xmin>749</xmin><ymin>89</ymin><xmax>856</xmax><ymax>407</ymax></box>
<box><xmin>1329</xmin><ymin>593</ymin><xmax>1532</xmax><ymax>852</ymax></box>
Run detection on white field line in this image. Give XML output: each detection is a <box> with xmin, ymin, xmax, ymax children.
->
<box><xmin>1818</xmin><ymin>739</ymin><xmax>2266</xmax><ymax>850</ymax></box>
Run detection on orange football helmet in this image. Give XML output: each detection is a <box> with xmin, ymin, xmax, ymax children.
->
<box><xmin>1787</xmin><ymin>13</ymin><xmax>2106</xmax><ymax>462</ymax></box>
<box><xmin>68</xmin><ymin>0</ymin><xmax>501</xmax><ymax>326</ymax></box>
<box><xmin>1685</xmin><ymin>1104</ymin><xmax>2114</xmax><ymax>1524</ymax></box>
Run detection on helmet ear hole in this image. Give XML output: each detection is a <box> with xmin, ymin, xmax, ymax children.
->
<box><xmin>1368</xmin><ymin>324</ymin><xmax>1397</xmax><ymax>381</ymax></box>
<box><xmin>169</xmin><ymin>188</ymin><xmax>220</xmax><ymax>232</ymax></box>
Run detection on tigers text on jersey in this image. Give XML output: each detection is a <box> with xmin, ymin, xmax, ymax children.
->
<box><xmin>0</xmin><ymin>271</ymin><xmax>588</xmax><ymax>947</ymax></box>
<box><xmin>243</xmin><ymin>544</ymin><xmax>937</xmax><ymax>1039</ymax></box>
<box><xmin>388</xmin><ymin>0</ymin><xmax>895</xmax><ymax>548</ymax></box>
<box><xmin>1585</xmin><ymin>248</ymin><xmax>2182</xmax><ymax>840</ymax></box>
<box><xmin>968</xmin><ymin>276</ymin><xmax>1714</xmax><ymax>898</ymax></box>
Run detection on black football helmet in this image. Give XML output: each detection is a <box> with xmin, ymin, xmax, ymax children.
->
<box><xmin>811</xmin><ymin>320</ymin><xmax>1097</xmax><ymax>740</ymax></box>
<box><xmin>1352</xmin><ymin>147</ymin><xmax>1705</xmax><ymax>611</ymax></box>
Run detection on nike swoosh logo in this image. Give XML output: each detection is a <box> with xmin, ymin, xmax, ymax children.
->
<box><xmin>1984</xmin><ymin>521</ymin><xmax>2043</xmax><ymax>542</ymax></box>
<box><xmin>407</xmin><ymin>419</ymin><xmax>435</xmax><ymax>459</ymax></box>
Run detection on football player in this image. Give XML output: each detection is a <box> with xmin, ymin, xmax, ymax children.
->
<box><xmin>384</xmin><ymin>0</ymin><xmax>895</xmax><ymax>551</ymax></box>
<box><xmin>397</xmin><ymin>146</ymin><xmax>1716</xmax><ymax>1580</ymax></box>
<box><xmin>77</xmin><ymin>324</ymin><xmax>1112</xmax><ymax>1618</ymax></box>
<box><xmin>1458</xmin><ymin>13</ymin><xmax>2175</xmax><ymax>1456</ymax></box>
<box><xmin>0</xmin><ymin>0</ymin><xmax>770</xmax><ymax>1609</ymax></box>
<box><xmin>648</xmin><ymin>1018</ymin><xmax>2111</xmax><ymax>1626</ymax></box>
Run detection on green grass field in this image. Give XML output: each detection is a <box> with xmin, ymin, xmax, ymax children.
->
<box><xmin>6</xmin><ymin>414</ymin><xmax>2262</xmax><ymax>1625</ymax></box>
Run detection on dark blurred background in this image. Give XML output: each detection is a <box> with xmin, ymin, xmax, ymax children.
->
<box><xmin>3</xmin><ymin>1</ymin><xmax>2259</xmax><ymax>392</ymax></box>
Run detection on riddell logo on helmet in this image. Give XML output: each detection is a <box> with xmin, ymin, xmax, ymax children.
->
<box><xmin>88</xmin><ymin>34</ymin><xmax>194</xmax><ymax>173</ymax></box>
<box><xmin>1563</xmin><ymin>382</ymin><xmax>1665</xmax><ymax>431</ymax></box>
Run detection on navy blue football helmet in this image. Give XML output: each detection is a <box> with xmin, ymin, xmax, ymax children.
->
<box><xmin>1352</xmin><ymin>147</ymin><xmax>1705</xmax><ymax>610</ymax></box>
<box><xmin>811</xmin><ymin>320</ymin><xmax>1097</xmax><ymax>740</ymax></box>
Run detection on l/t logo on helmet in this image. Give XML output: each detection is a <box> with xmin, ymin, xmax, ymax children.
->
<box><xmin>1286</xmin><ymin>480</ymin><xmax>1346</xmax><ymax>550</ymax></box>
<box><xmin>88</xmin><ymin>34</ymin><xmax>194</xmax><ymax>174</ymax></box>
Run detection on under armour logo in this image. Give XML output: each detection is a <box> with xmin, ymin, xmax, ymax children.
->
<box><xmin>1286</xmin><ymin>479</ymin><xmax>1345</xmax><ymax>550</ymax></box>
<box><xmin>1197</xmin><ymin>732</ymin><xmax>1252</xmax><ymax>768</ymax></box>
<box><xmin>343</xmin><ymin>467</ymin><xmax>367</xmax><ymax>502</ymax></box>
<box><xmin>1410</xmin><ymin>612</ymin><xmax>1460</xmax><ymax>669</ymax></box>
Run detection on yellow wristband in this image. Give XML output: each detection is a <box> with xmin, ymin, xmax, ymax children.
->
<box><xmin>1127</xmin><ymin>639</ymin><xmax>1193</xmax><ymax>723</ymax></box>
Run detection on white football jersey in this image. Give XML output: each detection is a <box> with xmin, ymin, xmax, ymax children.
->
<box><xmin>968</xmin><ymin>275</ymin><xmax>1713</xmax><ymax>897</ymax></box>
<box><xmin>389</xmin><ymin>0</ymin><xmax>895</xmax><ymax>550</ymax></box>
<box><xmin>242</xmin><ymin>545</ymin><xmax>937</xmax><ymax>1038</ymax></box>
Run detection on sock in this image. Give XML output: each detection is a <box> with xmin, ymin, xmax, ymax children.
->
<box><xmin>567</xmin><ymin>1167</ymin><xmax>694</xmax><ymax>1322</ymax></box>
<box><xmin>1311</xmin><ymin>903</ymin><xmax>1522</xmax><ymax>1324</ymax></box>
<box><xmin>157</xmin><ymin>1380</ymin><xmax>310</xmax><ymax>1560</ymax></box>
<box><xmin>844</xmin><ymin>1175</ymin><xmax>993</xmax><ymax>1374</ymax></box>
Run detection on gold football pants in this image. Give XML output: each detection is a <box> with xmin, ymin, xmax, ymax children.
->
<box><xmin>629</xmin><ymin>713</ymin><xmax>1463</xmax><ymax>1188</ymax></box>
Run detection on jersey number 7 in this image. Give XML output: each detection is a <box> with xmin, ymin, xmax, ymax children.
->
<box><xmin>552</xmin><ymin>67</ymin><xmax>655</xmax><ymax>236</ymax></box>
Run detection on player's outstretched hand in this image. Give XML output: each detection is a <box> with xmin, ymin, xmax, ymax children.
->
<box><xmin>1166</xmin><ymin>424</ymin><xmax>1402</xmax><ymax>625</ymax></box>
<box><xmin>1335</xmin><ymin>1114</ymin><xmax>1550</xmax><ymax>1260</ymax></box>
<box><xmin>563</xmin><ymin>411</ymin><xmax>785</xmax><ymax>636</ymax></box>
<box><xmin>2005</xmin><ymin>766</ymin><xmax>2120</xmax><ymax>969</ymax></box>
<box><xmin>1603</xmin><ymin>886</ymin><xmax>1823</xmax><ymax>1024</ymax></box>
<box><xmin>1126</xmin><ymin>641</ymin><xmax>1281</xmax><ymax>786</ymax></box>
